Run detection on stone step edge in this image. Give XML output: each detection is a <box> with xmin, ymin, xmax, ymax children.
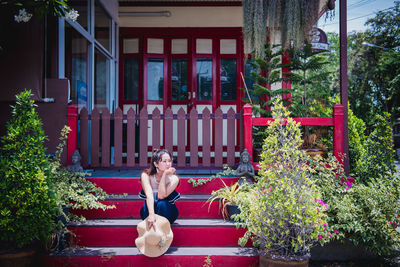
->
<box><xmin>87</xmin><ymin>176</ymin><xmax>238</xmax><ymax>179</ymax></box>
<box><xmin>47</xmin><ymin>246</ymin><xmax>258</xmax><ymax>257</ymax></box>
<box><xmin>68</xmin><ymin>218</ymin><xmax>236</xmax><ymax>228</ymax></box>
<box><xmin>106</xmin><ymin>194</ymin><xmax>212</xmax><ymax>201</ymax></box>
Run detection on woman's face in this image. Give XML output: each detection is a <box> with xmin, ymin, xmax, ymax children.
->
<box><xmin>154</xmin><ymin>153</ymin><xmax>172</xmax><ymax>172</ymax></box>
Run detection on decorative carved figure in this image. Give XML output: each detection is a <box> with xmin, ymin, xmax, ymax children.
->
<box><xmin>67</xmin><ymin>150</ymin><xmax>84</xmax><ymax>173</ymax></box>
<box><xmin>236</xmin><ymin>149</ymin><xmax>255</xmax><ymax>183</ymax></box>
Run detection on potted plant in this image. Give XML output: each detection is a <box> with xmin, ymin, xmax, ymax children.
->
<box><xmin>207</xmin><ymin>180</ymin><xmax>252</xmax><ymax>221</ymax></box>
<box><xmin>235</xmin><ymin>101</ymin><xmax>330</xmax><ymax>266</ymax></box>
<box><xmin>0</xmin><ymin>90</ymin><xmax>56</xmax><ymax>265</ymax></box>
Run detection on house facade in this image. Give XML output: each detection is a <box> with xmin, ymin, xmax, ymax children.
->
<box><xmin>0</xmin><ymin>0</ymin><xmax>334</xmax><ymax>168</ymax></box>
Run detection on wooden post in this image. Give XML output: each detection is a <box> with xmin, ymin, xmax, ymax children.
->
<box><xmin>127</xmin><ymin>108</ymin><xmax>136</xmax><ymax>167</ymax></box>
<box><xmin>333</xmin><ymin>104</ymin><xmax>344</xmax><ymax>163</ymax></box>
<box><xmin>340</xmin><ymin>0</ymin><xmax>349</xmax><ymax>175</ymax></box>
<box><xmin>80</xmin><ymin>108</ymin><xmax>89</xmax><ymax>168</ymax></box>
<box><xmin>243</xmin><ymin>104</ymin><xmax>253</xmax><ymax>163</ymax></box>
<box><xmin>67</xmin><ymin>105</ymin><xmax>78</xmax><ymax>165</ymax></box>
<box><xmin>101</xmin><ymin>109</ymin><xmax>111</xmax><ymax>167</ymax></box>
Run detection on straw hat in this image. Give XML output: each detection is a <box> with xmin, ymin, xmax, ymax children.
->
<box><xmin>135</xmin><ymin>215</ymin><xmax>173</xmax><ymax>257</ymax></box>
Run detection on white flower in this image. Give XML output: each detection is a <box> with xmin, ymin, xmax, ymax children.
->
<box><xmin>14</xmin><ymin>9</ymin><xmax>33</xmax><ymax>23</ymax></box>
<box><xmin>65</xmin><ymin>9</ymin><xmax>79</xmax><ymax>22</ymax></box>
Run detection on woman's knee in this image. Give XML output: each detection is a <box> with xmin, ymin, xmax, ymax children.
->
<box><xmin>155</xmin><ymin>199</ymin><xmax>170</xmax><ymax>213</ymax></box>
<box><xmin>156</xmin><ymin>200</ymin><xmax>178</xmax><ymax>223</ymax></box>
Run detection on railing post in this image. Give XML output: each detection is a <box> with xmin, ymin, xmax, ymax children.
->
<box><xmin>333</xmin><ymin>104</ymin><xmax>344</xmax><ymax>163</ymax></box>
<box><xmin>243</xmin><ymin>104</ymin><xmax>253</xmax><ymax>163</ymax></box>
<box><xmin>67</xmin><ymin>105</ymin><xmax>78</xmax><ymax>165</ymax></box>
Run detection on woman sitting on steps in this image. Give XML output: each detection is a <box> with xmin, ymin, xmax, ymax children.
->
<box><xmin>139</xmin><ymin>149</ymin><xmax>180</xmax><ymax>229</ymax></box>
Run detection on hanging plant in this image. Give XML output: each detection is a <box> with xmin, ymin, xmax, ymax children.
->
<box><xmin>242</xmin><ymin>0</ymin><xmax>267</xmax><ymax>58</ymax></box>
<box><xmin>243</xmin><ymin>0</ymin><xmax>333</xmax><ymax>57</ymax></box>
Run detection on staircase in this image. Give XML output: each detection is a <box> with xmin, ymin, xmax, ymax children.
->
<box><xmin>42</xmin><ymin>171</ymin><xmax>259</xmax><ymax>266</ymax></box>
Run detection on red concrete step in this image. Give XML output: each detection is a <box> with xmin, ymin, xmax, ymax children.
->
<box><xmin>87</xmin><ymin>177</ymin><xmax>239</xmax><ymax>195</ymax></box>
<box><xmin>68</xmin><ymin>219</ymin><xmax>249</xmax><ymax>247</ymax></box>
<box><xmin>42</xmin><ymin>246</ymin><xmax>259</xmax><ymax>267</ymax></box>
<box><xmin>73</xmin><ymin>194</ymin><xmax>224</xmax><ymax>219</ymax></box>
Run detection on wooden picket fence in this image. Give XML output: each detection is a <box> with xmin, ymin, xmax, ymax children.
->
<box><xmin>72</xmin><ymin>107</ymin><xmax>243</xmax><ymax>169</ymax></box>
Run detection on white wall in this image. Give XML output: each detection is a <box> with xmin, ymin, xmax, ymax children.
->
<box><xmin>119</xmin><ymin>6</ymin><xmax>243</xmax><ymax>27</ymax></box>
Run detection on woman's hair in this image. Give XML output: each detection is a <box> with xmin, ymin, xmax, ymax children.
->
<box><xmin>143</xmin><ymin>149</ymin><xmax>173</xmax><ymax>176</ymax></box>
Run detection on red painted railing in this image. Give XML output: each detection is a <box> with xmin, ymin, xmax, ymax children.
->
<box><xmin>243</xmin><ymin>104</ymin><xmax>344</xmax><ymax>168</ymax></box>
<box><xmin>67</xmin><ymin>106</ymin><xmax>244</xmax><ymax>169</ymax></box>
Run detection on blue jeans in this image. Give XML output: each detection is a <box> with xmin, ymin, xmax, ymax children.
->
<box><xmin>140</xmin><ymin>199</ymin><xmax>179</xmax><ymax>224</ymax></box>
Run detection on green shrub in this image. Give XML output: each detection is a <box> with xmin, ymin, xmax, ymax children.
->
<box><xmin>317</xmin><ymin>175</ymin><xmax>400</xmax><ymax>256</ymax></box>
<box><xmin>356</xmin><ymin>112</ymin><xmax>396</xmax><ymax>183</ymax></box>
<box><xmin>236</xmin><ymin>101</ymin><xmax>328</xmax><ymax>258</ymax></box>
<box><xmin>0</xmin><ymin>90</ymin><xmax>56</xmax><ymax>249</ymax></box>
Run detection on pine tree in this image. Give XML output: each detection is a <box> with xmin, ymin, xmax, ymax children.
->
<box><xmin>241</xmin><ymin>43</ymin><xmax>294</xmax><ymax>117</ymax></box>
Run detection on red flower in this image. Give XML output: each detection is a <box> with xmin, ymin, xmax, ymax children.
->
<box><xmin>334</xmin><ymin>229</ymin><xmax>338</xmax><ymax>234</ymax></box>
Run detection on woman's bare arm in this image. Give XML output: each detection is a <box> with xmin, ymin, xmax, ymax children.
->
<box><xmin>141</xmin><ymin>172</ymin><xmax>156</xmax><ymax>228</ymax></box>
<box><xmin>157</xmin><ymin>168</ymin><xmax>179</xmax><ymax>199</ymax></box>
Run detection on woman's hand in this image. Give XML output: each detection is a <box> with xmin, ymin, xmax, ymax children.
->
<box><xmin>147</xmin><ymin>214</ymin><xmax>156</xmax><ymax>230</ymax></box>
<box><xmin>164</xmin><ymin>167</ymin><xmax>176</xmax><ymax>176</ymax></box>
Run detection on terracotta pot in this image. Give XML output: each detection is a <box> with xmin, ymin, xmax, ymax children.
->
<box><xmin>0</xmin><ymin>249</ymin><xmax>36</xmax><ymax>267</ymax></box>
<box><xmin>259</xmin><ymin>254</ymin><xmax>309</xmax><ymax>267</ymax></box>
<box><xmin>305</xmin><ymin>149</ymin><xmax>327</xmax><ymax>159</ymax></box>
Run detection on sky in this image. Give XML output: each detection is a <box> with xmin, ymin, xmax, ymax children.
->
<box><xmin>317</xmin><ymin>0</ymin><xmax>397</xmax><ymax>33</ymax></box>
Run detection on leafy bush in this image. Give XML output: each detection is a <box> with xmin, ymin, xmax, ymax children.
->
<box><xmin>0</xmin><ymin>90</ymin><xmax>56</xmax><ymax>249</ymax></box>
<box><xmin>336</xmin><ymin>178</ymin><xmax>400</xmax><ymax>256</ymax></box>
<box><xmin>312</xmin><ymin>102</ymin><xmax>399</xmax><ymax>256</ymax></box>
<box><xmin>235</xmin><ymin>101</ymin><xmax>328</xmax><ymax>259</ymax></box>
<box><xmin>315</xmin><ymin>167</ymin><xmax>400</xmax><ymax>256</ymax></box>
<box><xmin>49</xmin><ymin>126</ymin><xmax>114</xmax><ymax>225</ymax></box>
<box><xmin>356</xmin><ymin>112</ymin><xmax>396</xmax><ymax>183</ymax></box>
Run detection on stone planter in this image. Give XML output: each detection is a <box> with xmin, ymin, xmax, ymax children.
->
<box><xmin>310</xmin><ymin>240</ymin><xmax>377</xmax><ymax>262</ymax></box>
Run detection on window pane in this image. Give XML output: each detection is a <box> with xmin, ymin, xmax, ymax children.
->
<box><xmin>220</xmin><ymin>39</ymin><xmax>236</xmax><ymax>54</ymax></box>
<box><xmin>196</xmin><ymin>59</ymin><xmax>212</xmax><ymax>101</ymax></box>
<box><xmin>124</xmin><ymin>58</ymin><xmax>139</xmax><ymax>101</ymax></box>
<box><xmin>65</xmin><ymin>24</ymin><xmax>88</xmax><ymax>111</ymax></box>
<box><xmin>94</xmin><ymin>49</ymin><xmax>109</xmax><ymax>110</ymax></box>
<box><xmin>95</xmin><ymin>0</ymin><xmax>111</xmax><ymax>52</ymax></box>
<box><xmin>220</xmin><ymin>59</ymin><xmax>237</xmax><ymax>101</ymax></box>
<box><xmin>172</xmin><ymin>59</ymin><xmax>188</xmax><ymax>101</ymax></box>
<box><xmin>244</xmin><ymin>60</ymin><xmax>260</xmax><ymax>101</ymax></box>
<box><xmin>123</xmin><ymin>38</ymin><xmax>139</xmax><ymax>54</ymax></box>
<box><xmin>196</xmin><ymin>39</ymin><xmax>212</xmax><ymax>54</ymax></box>
<box><xmin>69</xmin><ymin>0</ymin><xmax>88</xmax><ymax>31</ymax></box>
<box><xmin>172</xmin><ymin>39</ymin><xmax>187</xmax><ymax>54</ymax></box>
<box><xmin>148</xmin><ymin>59</ymin><xmax>164</xmax><ymax>100</ymax></box>
<box><xmin>148</xmin><ymin>38</ymin><xmax>164</xmax><ymax>54</ymax></box>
